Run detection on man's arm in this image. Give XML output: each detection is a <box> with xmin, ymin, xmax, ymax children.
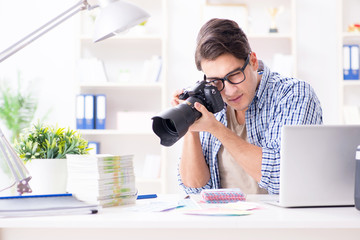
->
<box><xmin>210</xmin><ymin>121</ymin><xmax>263</xmax><ymax>182</ymax></box>
<box><xmin>172</xmin><ymin>90</ymin><xmax>213</xmax><ymax>193</ymax></box>
<box><xmin>180</xmin><ymin>102</ymin><xmax>263</xmax><ymax>187</ymax></box>
<box><xmin>179</xmin><ymin>131</ymin><xmax>210</xmax><ymax>188</ymax></box>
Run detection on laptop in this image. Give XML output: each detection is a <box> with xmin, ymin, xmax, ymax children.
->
<box><xmin>268</xmin><ymin>125</ymin><xmax>360</xmax><ymax>207</ymax></box>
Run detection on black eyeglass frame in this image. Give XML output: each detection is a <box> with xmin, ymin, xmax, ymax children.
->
<box><xmin>204</xmin><ymin>54</ymin><xmax>251</xmax><ymax>92</ymax></box>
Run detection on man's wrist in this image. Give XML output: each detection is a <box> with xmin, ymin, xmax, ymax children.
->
<box><xmin>184</xmin><ymin>131</ymin><xmax>200</xmax><ymax>139</ymax></box>
<box><xmin>208</xmin><ymin>120</ymin><xmax>229</xmax><ymax>140</ymax></box>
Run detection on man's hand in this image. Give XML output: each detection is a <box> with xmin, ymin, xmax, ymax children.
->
<box><xmin>188</xmin><ymin>102</ymin><xmax>220</xmax><ymax>133</ymax></box>
<box><xmin>171</xmin><ymin>89</ymin><xmax>184</xmax><ymax>107</ymax></box>
<box><xmin>171</xmin><ymin>89</ymin><xmax>221</xmax><ymax>134</ymax></box>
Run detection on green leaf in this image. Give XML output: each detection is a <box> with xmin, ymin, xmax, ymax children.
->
<box><xmin>14</xmin><ymin>122</ymin><xmax>89</xmax><ymax>160</ymax></box>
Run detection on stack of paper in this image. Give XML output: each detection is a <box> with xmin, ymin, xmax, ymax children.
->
<box><xmin>66</xmin><ymin>154</ymin><xmax>137</xmax><ymax>207</ymax></box>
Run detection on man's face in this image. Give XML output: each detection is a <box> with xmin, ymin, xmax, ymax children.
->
<box><xmin>201</xmin><ymin>53</ymin><xmax>260</xmax><ymax>112</ymax></box>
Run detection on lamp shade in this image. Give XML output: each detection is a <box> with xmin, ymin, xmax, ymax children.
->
<box><xmin>93</xmin><ymin>0</ymin><xmax>150</xmax><ymax>42</ymax></box>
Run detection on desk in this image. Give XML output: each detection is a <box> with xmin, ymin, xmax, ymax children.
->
<box><xmin>0</xmin><ymin>194</ymin><xmax>359</xmax><ymax>240</ymax></box>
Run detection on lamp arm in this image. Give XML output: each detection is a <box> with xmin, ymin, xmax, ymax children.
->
<box><xmin>0</xmin><ymin>0</ymin><xmax>97</xmax><ymax>63</ymax></box>
<box><xmin>0</xmin><ymin>132</ymin><xmax>19</xmax><ymax>180</ymax></box>
<box><xmin>0</xmin><ymin>128</ymin><xmax>32</xmax><ymax>195</ymax></box>
<box><xmin>0</xmin><ymin>129</ymin><xmax>32</xmax><ymax>194</ymax></box>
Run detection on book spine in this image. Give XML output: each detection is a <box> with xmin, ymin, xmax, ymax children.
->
<box><xmin>87</xmin><ymin>141</ymin><xmax>100</xmax><ymax>154</ymax></box>
<box><xmin>95</xmin><ymin>94</ymin><xmax>106</xmax><ymax>129</ymax></box>
<box><xmin>76</xmin><ymin>94</ymin><xmax>85</xmax><ymax>129</ymax></box>
<box><xmin>344</xmin><ymin>44</ymin><xmax>351</xmax><ymax>80</ymax></box>
<box><xmin>350</xmin><ymin>45</ymin><xmax>359</xmax><ymax>80</ymax></box>
<box><xmin>84</xmin><ymin>94</ymin><xmax>95</xmax><ymax>129</ymax></box>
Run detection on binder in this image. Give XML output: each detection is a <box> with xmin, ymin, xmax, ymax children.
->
<box><xmin>344</xmin><ymin>45</ymin><xmax>351</xmax><ymax>79</ymax></box>
<box><xmin>84</xmin><ymin>94</ymin><xmax>95</xmax><ymax>129</ymax></box>
<box><xmin>76</xmin><ymin>94</ymin><xmax>85</xmax><ymax>129</ymax></box>
<box><xmin>344</xmin><ymin>44</ymin><xmax>360</xmax><ymax>80</ymax></box>
<box><xmin>88</xmin><ymin>141</ymin><xmax>100</xmax><ymax>154</ymax></box>
<box><xmin>351</xmin><ymin>45</ymin><xmax>359</xmax><ymax>80</ymax></box>
<box><xmin>95</xmin><ymin>94</ymin><xmax>106</xmax><ymax>129</ymax></box>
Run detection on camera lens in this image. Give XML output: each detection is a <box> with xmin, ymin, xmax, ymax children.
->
<box><xmin>152</xmin><ymin>98</ymin><xmax>202</xmax><ymax>146</ymax></box>
<box><xmin>163</xmin><ymin>119</ymin><xmax>177</xmax><ymax>136</ymax></box>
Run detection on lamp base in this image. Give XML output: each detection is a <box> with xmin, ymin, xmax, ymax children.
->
<box><xmin>17</xmin><ymin>176</ymin><xmax>32</xmax><ymax>195</ymax></box>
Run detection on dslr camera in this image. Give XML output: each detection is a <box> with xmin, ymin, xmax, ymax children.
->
<box><xmin>152</xmin><ymin>80</ymin><xmax>224</xmax><ymax>146</ymax></box>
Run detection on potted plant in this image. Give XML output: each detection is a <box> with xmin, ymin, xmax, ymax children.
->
<box><xmin>14</xmin><ymin>122</ymin><xmax>90</xmax><ymax>194</ymax></box>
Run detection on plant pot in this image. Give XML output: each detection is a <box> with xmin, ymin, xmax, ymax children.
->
<box><xmin>24</xmin><ymin>158</ymin><xmax>68</xmax><ymax>195</ymax></box>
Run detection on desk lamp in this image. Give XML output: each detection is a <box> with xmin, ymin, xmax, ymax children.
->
<box><xmin>0</xmin><ymin>0</ymin><xmax>150</xmax><ymax>194</ymax></box>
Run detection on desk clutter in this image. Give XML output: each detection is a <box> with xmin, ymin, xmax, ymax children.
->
<box><xmin>66</xmin><ymin>154</ymin><xmax>137</xmax><ymax>207</ymax></box>
<box><xmin>127</xmin><ymin>190</ymin><xmax>257</xmax><ymax>217</ymax></box>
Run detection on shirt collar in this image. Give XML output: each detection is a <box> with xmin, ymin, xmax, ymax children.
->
<box><xmin>252</xmin><ymin>60</ymin><xmax>271</xmax><ymax>109</ymax></box>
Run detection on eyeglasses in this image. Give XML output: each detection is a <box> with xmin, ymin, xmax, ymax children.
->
<box><xmin>204</xmin><ymin>54</ymin><xmax>250</xmax><ymax>92</ymax></box>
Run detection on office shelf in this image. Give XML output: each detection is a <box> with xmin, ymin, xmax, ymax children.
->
<box><xmin>342</xmin><ymin>80</ymin><xmax>360</xmax><ymax>86</ymax></box>
<box><xmin>75</xmin><ymin>0</ymin><xmax>168</xmax><ymax>194</ymax></box>
<box><xmin>247</xmin><ymin>33</ymin><xmax>293</xmax><ymax>39</ymax></box>
<box><xmin>338</xmin><ymin>0</ymin><xmax>360</xmax><ymax>124</ymax></box>
<box><xmin>77</xmin><ymin>82</ymin><xmax>163</xmax><ymax>89</ymax></box>
<box><xmin>79</xmin><ymin>129</ymin><xmax>154</xmax><ymax>136</ymax></box>
<box><xmin>80</xmin><ymin>34</ymin><xmax>163</xmax><ymax>41</ymax></box>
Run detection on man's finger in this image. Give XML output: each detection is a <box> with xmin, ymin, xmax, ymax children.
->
<box><xmin>194</xmin><ymin>102</ymin><xmax>206</xmax><ymax>113</ymax></box>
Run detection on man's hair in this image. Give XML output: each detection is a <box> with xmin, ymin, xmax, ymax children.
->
<box><xmin>195</xmin><ymin>18</ymin><xmax>252</xmax><ymax>71</ymax></box>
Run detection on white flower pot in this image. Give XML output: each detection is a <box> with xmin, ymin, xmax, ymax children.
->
<box><xmin>24</xmin><ymin>158</ymin><xmax>68</xmax><ymax>195</ymax></box>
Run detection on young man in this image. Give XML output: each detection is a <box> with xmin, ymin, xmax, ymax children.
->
<box><xmin>172</xmin><ymin>18</ymin><xmax>323</xmax><ymax>195</ymax></box>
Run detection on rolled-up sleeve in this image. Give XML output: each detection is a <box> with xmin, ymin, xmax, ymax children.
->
<box><xmin>259</xmin><ymin>148</ymin><xmax>281</xmax><ymax>194</ymax></box>
<box><xmin>177</xmin><ymin>170</ymin><xmax>213</xmax><ymax>194</ymax></box>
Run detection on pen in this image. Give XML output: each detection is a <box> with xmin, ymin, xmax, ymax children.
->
<box><xmin>137</xmin><ymin>194</ymin><xmax>158</xmax><ymax>200</ymax></box>
<box><xmin>160</xmin><ymin>205</ymin><xmax>185</xmax><ymax>212</ymax></box>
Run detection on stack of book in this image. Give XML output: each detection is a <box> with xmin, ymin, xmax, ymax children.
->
<box><xmin>66</xmin><ymin>154</ymin><xmax>137</xmax><ymax>207</ymax></box>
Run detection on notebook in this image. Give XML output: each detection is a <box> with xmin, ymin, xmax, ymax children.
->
<box><xmin>268</xmin><ymin>125</ymin><xmax>360</xmax><ymax>207</ymax></box>
<box><xmin>0</xmin><ymin>193</ymin><xmax>99</xmax><ymax>217</ymax></box>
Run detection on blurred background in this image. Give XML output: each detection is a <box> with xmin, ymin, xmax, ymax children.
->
<box><xmin>0</xmin><ymin>0</ymin><xmax>358</xmax><ymax>194</ymax></box>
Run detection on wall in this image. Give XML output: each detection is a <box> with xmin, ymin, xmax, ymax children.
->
<box><xmin>295</xmin><ymin>0</ymin><xmax>339</xmax><ymax>124</ymax></box>
<box><xmin>0</xmin><ymin>0</ymin><xmax>78</xmax><ymax>131</ymax></box>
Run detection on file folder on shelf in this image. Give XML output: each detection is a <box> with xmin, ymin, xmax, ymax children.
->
<box><xmin>84</xmin><ymin>94</ymin><xmax>95</xmax><ymax>129</ymax></box>
<box><xmin>95</xmin><ymin>94</ymin><xmax>106</xmax><ymax>129</ymax></box>
<box><xmin>76</xmin><ymin>94</ymin><xmax>85</xmax><ymax>129</ymax></box>
<box><xmin>343</xmin><ymin>44</ymin><xmax>360</xmax><ymax>80</ymax></box>
<box><xmin>351</xmin><ymin>45</ymin><xmax>359</xmax><ymax>80</ymax></box>
<box><xmin>88</xmin><ymin>141</ymin><xmax>100</xmax><ymax>154</ymax></box>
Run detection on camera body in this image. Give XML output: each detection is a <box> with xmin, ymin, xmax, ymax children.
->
<box><xmin>178</xmin><ymin>80</ymin><xmax>224</xmax><ymax>114</ymax></box>
<box><xmin>152</xmin><ymin>80</ymin><xmax>224</xmax><ymax>147</ymax></box>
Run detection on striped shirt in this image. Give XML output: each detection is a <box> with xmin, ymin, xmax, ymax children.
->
<box><xmin>178</xmin><ymin>62</ymin><xmax>323</xmax><ymax>194</ymax></box>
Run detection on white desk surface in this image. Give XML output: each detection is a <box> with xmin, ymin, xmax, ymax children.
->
<box><xmin>1</xmin><ymin>194</ymin><xmax>360</xmax><ymax>240</ymax></box>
